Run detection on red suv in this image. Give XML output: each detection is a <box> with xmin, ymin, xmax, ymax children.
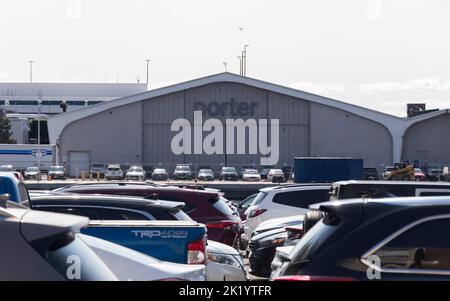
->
<box><xmin>53</xmin><ymin>183</ymin><xmax>242</xmax><ymax>247</ymax></box>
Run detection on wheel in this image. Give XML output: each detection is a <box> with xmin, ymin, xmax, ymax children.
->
<box><xmin>303</xmin><ymin>210</ymin><xmax>324</xmax><ymax>235</ymax></box>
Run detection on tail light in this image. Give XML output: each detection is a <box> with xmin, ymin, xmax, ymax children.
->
<box><xmin>206</xmin><ymin>221</ymin><xmax>240</xmax><ymax>231</ymax></box>
<box><xmin>187</xmin><ymin>238</ymin><xmax>206</xmax><ymax>264</ymax></box>
<box><xmin>248</xmin><ymin>208</ymin><xmax>267</xmax><ymax>218</ymax></box>
<box><xmin>272</xmin><ymin>275</ymin><xmax>358</xmax><ymax>281</ymax></box>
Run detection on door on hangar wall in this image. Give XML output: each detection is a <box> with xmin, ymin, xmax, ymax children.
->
<box><xmin>68</xmin><ymin>151</ymin><xmax>90</xmax><ymax>177</ymax></box>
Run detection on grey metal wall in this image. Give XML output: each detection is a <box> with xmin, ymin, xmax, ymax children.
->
<box><xmin>59</xmin><ymin>81</ymin><xmax>394</xmax><ymax>172</ymax></box>
<box><xmin>402</xmin><ymin>113</ymin><xmax>450</xmax><ymax>165</ymax></box>
<box><xmin>60</xmin><ymin>102</ymin><xmax>143</xmax><ymax>168</ymax></box>
<box><xmin>142</xmin><ymin>82</ymin><xmax>310</xmax><ymax>168</ymax></box>
<box><xmin>310</xmin><ymin>103</ymin><xmax>393</xmax><ymax>167</ymax></box>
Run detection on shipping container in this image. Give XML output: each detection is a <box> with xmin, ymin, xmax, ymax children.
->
<box><xmin>294</xmin><ymin>157</ymin><xmax>363</xmax><ymax>183</ymax></box>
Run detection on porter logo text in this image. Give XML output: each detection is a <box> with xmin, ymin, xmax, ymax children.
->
<box><xmin>171</xmin><ymin>110</ymin><xmax>279</xmax><ymax>165</ymax></box>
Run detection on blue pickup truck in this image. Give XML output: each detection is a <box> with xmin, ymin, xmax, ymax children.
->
<box><xmin>1</xmin><ymin>173</ymin><xmax>207</xmax><ymax>265</ymax></box>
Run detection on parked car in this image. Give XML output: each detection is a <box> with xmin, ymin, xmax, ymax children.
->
<box><xmin>53</xmin><ymin>183</ymin><xmax>242</xmax><ymax>247</ymax></box>
<box><xmin>27</xmin><ymin>194</ymin><xmax>243</xmax><ymax>281</ymax></box>
<box><xmin>197</xmin><ymin>169</ymin><xmax>214</xmax><ymax>181</ymax></box>
<box><xmin>152</xmin><ymin>168</ymin><xmax>169</xmax><ymax>181</ymax></box>
<box><xmin>0</xmin><ymin>172</ymin><xmax>30</xmax><ymax>203</ymax></box>
<box><xmin>260</xmin><ymin>165</ymin><xmax>275</xmax><ymax>180</ymax></box>
<box><xmin>90</xmin><ymin>163</ymin><xmax>106</xmax><ymax>178</ymax></box>
<box><xmin>0</xmin><ymin>200</ymin><xmax>117</xmax><ymax>281</ymax></box>
<box><xmin>267</xmin><ymin>169</ymin><xmax>285</xmax><ymax>183</ymax></box>
<box><xmin>330</xmin><ymin>180</ymin><xmax>450</xmax><ymax>200</ymax></box>
<box><xmin>48</xmin><ymin>165</ymin><xmax>67</xmax><ymax>180</ymax></box>
<box><xmin>26</xmin><ymin>194</ymin><xmax>192</xmax><ymax>222</ymax></box>
<box><xmin>414</xmin><ymin>168</ymin><xmax>427</xmax><ymax>181</ymax></box>
<box><xmin>126</xmin><ymin>165</ymin><xmax>146</xmax><ymax>181</ymax></box>
<box><xmin>0</xmin><ymin>164</ymin><xmax>14</xmax><ymax>172</ymax></box>
<box><xmin>382</xmin><ymin>166</ymin><xmax>394</xmax><ymax>180</ymax></box>
<box><xmin>206</xmin><ymin>240</ymin><xmax>247</xmax><ymax>281</ymax></box>
<box><xmin>105</xmin><ymin>164</ymin><xmax>124</xmax><ymax>180</ymax></box>
<box><xmin>237</xmin><ymin>194</ymin><xmax>257</xmax><ymax>220</ymax></box>
<box><xmin>239</xmin><ymin>165</ymin><xmax>256</xmax><ymax>178</ymax></box>
<box><xmin>80</xmin><ymin>234</ymin><xmax>206</xmax><ymax>281</ymax></box>
<box><xmin>426</xmin><ymin>167</ymin><xmax>443</xmax><ymax>182</ymax></box>
<box><xmin>248</xmin><ymin>227</ymin><xmax>288</xmax><ymax>278</ymax></box>
<box><xmin>173</xmin><ymin>164</ymin><xmax>193</xmax><ymax>180</ymax></box>
<box><xmin>273</xmin><ymin>196</ymin><xmax>450</xmax><ymax>281</ymax></box>
<box><xmin>220</xmin><ymin>167</ymin><xmax>239</xmax><ymax>181</ymax></box>
<box><xmin>282</xmin><ymin>166</ymin><xmax>292</xmax><ymax>182</ymax></box>
<box><xmin>245</xmin><ymin>184</ymin><xmax>330</xmax><ymax>239</ymax></box>
<box><xmin>242</xmin><ymin>169</ymin><xmax>261</xmax><ymax>182</ymax></box>
<box><xmin>24</xmin><ymin>166</ymin><xmax>41</xmax><ymax>180</ymax></box>
<box><xmin>362</xmin><ymin>166</ymin><xmax>380</xmax><ymax>180</ymax></box>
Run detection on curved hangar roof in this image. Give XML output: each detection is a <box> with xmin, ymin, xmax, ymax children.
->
<box><xmin>48</xmin><ymin>72</ymin><xmax>449</xmax><ymax>151</ymax></box>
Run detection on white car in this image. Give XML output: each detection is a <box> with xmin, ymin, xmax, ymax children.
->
<box><xmin>105</xmin><ymin>164</ymin><xmax>123</xmax><ymax>180</ymax></box>
<box><xmin>80</xmin><ymin>234</ymin><xmax>206</xmax><ymax>281</ymax></box>
<box><xmin>126</xmin><ymin>165</ymin><xmax>146</xmax><ymax>181</ymax></box>
<box><xmin>242</xmin><ymin>169</ymin><xmax>261</xmax><ymax>182</ymax></box>
<box><xmin>267</xmin><ymin>169</ymin><xmax>284</xmax><ymax>182</ymax></box>
<box><xmin>245</xmin><ymin>184</ymin><xmax>330</xmax><ymax>238</ymax></box>
<box><xmin>206</xmin><ymin>240</ymin><xmax>247</xmax><ymax>281</ymax></box>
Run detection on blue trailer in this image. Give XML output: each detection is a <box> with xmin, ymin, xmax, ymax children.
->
<box><xmin>294</xmin><ymin>157</ymin><xmax>363</xmax><ymax>183</ymax></box>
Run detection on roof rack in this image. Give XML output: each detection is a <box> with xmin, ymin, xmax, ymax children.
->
<box><xmin>272</xmin><ymin>183</ymin><xmax>331</xmax><ymax>189</ymax></box>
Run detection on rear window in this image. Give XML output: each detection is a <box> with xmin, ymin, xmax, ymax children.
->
<box><xmin>45</xmin><ymin>233</ymin><xmax>117</xmax><ymax>281</ymax></box>
<box><xmin>18</xmin><ymin>182</ymin><xmax>29</xmax><ymax>203</ymax></box>
<box><xmin>252</xmin><ymin>192</ymin><xmax>268</xmax><ymax>206</ymax></box>
<box><xmin>290</xmin><ymin>219</ymin><xmax>337</xmax><ymax>263</ymax></box>
<box><xmin>209</xmin><ymin>196</ymin><xmax>235</xmax><ymax>216</ymax></box>
<box><xmin>272</xmin><ymin>189</ymin><xmax>330</xmax><ymax>208</ymax></box>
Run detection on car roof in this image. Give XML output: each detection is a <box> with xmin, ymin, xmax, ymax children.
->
<box><xmin>54</xmin><ymin>182</ymin><xmax>218</xmax><ymax>197</ymax></box>
<box><xmin>260</xmin><ymin>183</ymin><xmax>331</xmax><ymax>193</ymax></box>
<box><xmin>333</xmin><ymin>180</ymin><xmax>450</xmax><ymax>187</ymax></box>
<box><xmin>30</xmin><ymin>194</ymin><xmax>185</xmax><ymax>210</ymax></box>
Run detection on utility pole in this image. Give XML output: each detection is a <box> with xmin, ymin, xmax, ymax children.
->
<box><xmin>37</xmin><ymin>90</ymin><xmax>42</xmax><ymax>168</ymax></box>
<box><xmin>29</xmin><ymin>60</ymin><xmax>35</xmax><ymax>83</ymax></box>
<box><xmin>146</xmin><ymin>59</ymin><xmax>151</xmax><ymax>89</ymax></box>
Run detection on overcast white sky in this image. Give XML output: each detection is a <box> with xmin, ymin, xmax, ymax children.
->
<box><xmin>0</xmin><ymin>0</ymin><xmax>449</xmax><ymax>116</ymax></box>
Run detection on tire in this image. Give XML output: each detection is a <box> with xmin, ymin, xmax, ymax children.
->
<box><xmin>303</xmin><ymin>210</ymin><xmax>324</xmax><ymax>235</ymax></box>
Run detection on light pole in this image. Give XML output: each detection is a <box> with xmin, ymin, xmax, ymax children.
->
<box><xmin>243</xmin><ymin>44</ymin><xmax>249</xmax><ymax>76</ymax></box>
<box><xmin>37</xmin><ymin>96</ymin><xmax>42</xmax><ymax>168</ymax></box>
<box><xmin>29</xmin><ymin>60</ymin><xmax>35</xmax><ymax>83</ymax></box>
<box><xmin>237</xmin><ymin>56</ymin><xmax>243</xmax><ymax>76</ymax></box>
<box><xmin>146</xmin><ymin>59</ymin><xmax>151</xmax><ymax>89</ymax></box>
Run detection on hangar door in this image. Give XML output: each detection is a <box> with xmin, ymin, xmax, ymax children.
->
<box><xmin>68</xmin><ymin>151</ymin><xmax>90</xmax><ymax>177</ymax></box>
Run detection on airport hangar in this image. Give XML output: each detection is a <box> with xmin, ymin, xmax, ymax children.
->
<box><xmin>47</xmin><ymin>72</ymin><xmax>450</xmax><ymax>176</ymax></box>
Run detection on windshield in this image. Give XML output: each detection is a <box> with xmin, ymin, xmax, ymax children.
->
<box><xmin>154</xmin><ymin>169</ymin><xmax>166</xmax><ymax>173</ymax></box>
<box><xmin>414</xmin><ymin>168</ymin><xmax>422</xmax><ymax>173</ymax></box>
<box><xmin>50</xmin><ymin>166</ymin><xmax>64</xmax><ymax>172</ymax></box>
<box><xmin>176</xmin><ymin>166</ymin><xmax>190</xmax><ymax>171</ymax></box>
<box><xmin>45</xmin><ymin>233</ymin><xmax>117</xmax><ymax>281</ymax></box>
<box><xmin>92</xmin><ymin>164</ymin><xmax>104</xmax><ymax>168</ymax></box>
<box><xmin>290</xmin><ymin>219</ymin><xmax>337</xmax><ymax>263</ymax></box>
<box><xmin>129</xmin><ymin>167</ymin><xmax>143</xmax><ymax>172</ymax></box>
<box><xmin>244</xmin><ymin>170</ymin><xmax>259</xmax><ymax>175</ymax></box>
<box><xmin>199</xmin><ymin>169</ymin><xmax>213</xmax><ymax>174</ymax></box>
<box><xmin>0</xmin><ymin>166</ymin><xmax>13</xmax><ymax>172</ymax></box>
<box><xmin>26</xmin><ymin>167</ymin><xmax>39</xmax><ymax>172</ymax></box>
<box><xmin>223</xmin><ymin>167</ymin><xmax>236</xmax><ymax>173</ymax></box>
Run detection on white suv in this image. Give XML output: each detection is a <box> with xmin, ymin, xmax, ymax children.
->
<box><xmin>105</xmin><ymin>164</ymin><xmax>124</xmax><ymax>180</ymax></box>
<box><xmin>244</xmin><ymin>184</ymin><xmax>330</xmax><ymax>238</ymax></box>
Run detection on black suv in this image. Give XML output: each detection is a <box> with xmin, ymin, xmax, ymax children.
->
<box><xmin>273</xmin><ymin>196</ymin><xmax>450</xmax><ymax>281</ymax></box>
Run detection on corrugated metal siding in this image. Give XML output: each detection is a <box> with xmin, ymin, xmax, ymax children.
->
<box><xmin>141</xmin><ymin>82</ymin><xmax>311</xmax><ymax>167</ymax></box>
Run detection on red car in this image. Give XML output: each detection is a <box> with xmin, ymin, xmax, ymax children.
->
<box><xmin>53</xmin><ymin>183</ymin><xmax>242</xmax><ymax>247</ymax></box>
<box><xmin>414</xmin><ymin>168</ymin><xmax>427</xmax><ymax>181</ymax></box>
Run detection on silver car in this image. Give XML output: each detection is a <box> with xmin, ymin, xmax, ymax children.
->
<box><xmin>24</xmin><ymin>167</ymin><xmax>41</xmax><ymax>180</ymax></box>
<box><xmin>0</xmin><ymin>199</ymin><xmax>117</xmax><ymax>281</ymax></box>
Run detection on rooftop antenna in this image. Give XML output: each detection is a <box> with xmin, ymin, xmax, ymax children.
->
<box><xmin>29</xmin><ymin>60</ymin><xmax>35</xmax><ymax>83</ymax></box>
<box><xmin>146</xmin><ymin>59</ymin><xmax>151</xmax><ymax>90</ymax></box>
<box><xmin>243</xmin><ymin>44</ymin><xmax>249</xmax><ymax>76</ymax></box>
<box><xmin>223</xmin><ymin>62</ymin><xmax>228</xmax><ymax>72</ymax></box>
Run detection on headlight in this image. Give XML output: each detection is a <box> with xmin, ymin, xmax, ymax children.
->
<box><xmin>207</xmin><ymin>253</ymin><xmax>244</xmax><ymax>271</ymax></box>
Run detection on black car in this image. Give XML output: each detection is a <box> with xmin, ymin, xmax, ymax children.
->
<box><xmin>273</xmin><ymin>196</ymin><xmax>450</xmax><ymax>281</ymax></box>
<box><xmin>24</xmin><ymin>194</ymin><xmax>191</xmax><ymax>221</ymax></box>
<box><xmin>362</xmin><ymin>166</ymin><xmax>380</xmax><ymax>180</ymax></box>
<box><xmin>248</xmin><ymin>227</ymin><xmax>289</xmax><ymax>278</ymax></box>
<box><xmin>220</xmin><ymin>167</ymin><xmax>238</xmax><ymax>181</ymax></box>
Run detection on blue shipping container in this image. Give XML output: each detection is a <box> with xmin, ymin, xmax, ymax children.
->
<box><xmin>294</xmin><ymin>157</ymin><xmax>363</xmax><ymax>183</ymax></box>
